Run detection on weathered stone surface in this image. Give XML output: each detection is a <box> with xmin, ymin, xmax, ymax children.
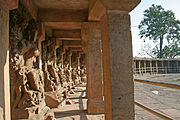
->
<box><xmin>82</xmin><ymin>22</ymin><xmax>104</xmax><ymax>114</ymax></box>
<box><xmin>0</xmin><ymin>107</ymin><xmax>3</xmax><ymax>120</ymax></box>
<box><xmin>107</xmin><ymin>12</ymin><xmax>134</xmax><ymax>120</ymax></box>
<box><xmin>87</xmin><ymin>100</ymin><xmax>104</xmax><ymax>114</ymax></box>
<box><xmin>45</xmin><ymin>93</ymin><xmax>61</xmax><ymax>108</ymax></box>
<box><xmin>0</xmin><ymin>0</ymin><xmax>10</xmax><ymax>119</ymax></box>
<box><xmin>9</xmin><ymin>2</ymin><xmax>55</xmax><ymax>120</ymax></box>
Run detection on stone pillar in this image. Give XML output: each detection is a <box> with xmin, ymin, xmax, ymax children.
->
<box><xmin>167</xmin><ymin>61</ymin><xmax>170</xmax><ymax>73</ymax></box>
<box><xmin>69</xmin><ymin>52</ymin><xmax>72</xmax><ymax>70</ymax></box>
<box><xmin>38</xmin><ymin>23</ymin><xmax>45</xmax><ymax>69</ymax></box>
<box><xmin>160</xmin><ymin>60</ymin><xmax>163</xmax><ymax>73</ymax></box>
<box><xmin>82</xmin><ymin>22</ymin><xmax>104</xmax><ymax>114</ymax></box>
<box><xmin>68</xmin><ymin>51</ymin><xmax>73</xmax><ymax>87</ymax></box>
<box><xmin>138</xmin><ymin>60</ymin><xmax>141</xmax><ymax>74</ymax></box>
<box><xmin>61</xmin><ymin>54</ymin><xmax>64</xmax><ymax>69</ymax></box>
<box><xmin>162</xmin><ymin>60</ymin><xmax>164</xmax><ymax>73</ymax></box>
<box><xmin>0</xmin><ymin>0</ymin><xmax>11</xmax><ymax>119</ymax></box>
<box><xmin>102</xmin><ymin>12</ymin><xmax>134</xmax><ymax>120</ymax></box>
<box><xmin>156</xmin><ymin>61</ymin><xmax>158</xmax><ymax>73</ymax></box>
<box><xmin>54</xmin><ymin>48</ymin><xmax>57</xmax><ymax>68</ymax></box>
<box><xmin>176</xmin><ymin>61</ymin><xmax>179</xmax><ymax>72</ymax></box>
<box><xmin>77</xmin><ymin>53</ymin><xmax>81</xmax><ymax>70</ymax></box>
<box><xmin>150</xmin><ymin>60</ymin><xmax>152</xmax><ymax>74</ymax></box>
<box><xmin>134</xmin><ymin>60</ymin><xmax>136</xmax><ymax>74</ymax></box>
<box><xmin>38</xmin><ymin>40</ymin><xmax>42</xmax><ymax>69</ymax></box>
<box><xmin>144</xmin><ymin>60</ymin><xmax>146</xmax><ymax>73</ymax></box>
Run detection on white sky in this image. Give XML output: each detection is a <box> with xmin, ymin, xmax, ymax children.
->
<box><xmin>130</xmin><ymin>0</ymin><xmax>180</xmax><ymax>57</ymax></box>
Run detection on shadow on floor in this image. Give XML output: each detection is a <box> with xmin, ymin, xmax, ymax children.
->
<box><xmin>55</xmin><ymin>83</ymin><xmax>88</xmax><ymax>120</ymax></box>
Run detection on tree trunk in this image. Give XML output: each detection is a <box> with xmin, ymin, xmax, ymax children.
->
<box><xmin>159</xmin><ymin>36</ymin><xmax>163</xmax><ymax>58</ymax></box>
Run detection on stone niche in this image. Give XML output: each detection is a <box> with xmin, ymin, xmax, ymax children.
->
<box><xmin>9</xmin><ymin>1</ymin><xmax>54</xmax><ymax>120</ymax></box>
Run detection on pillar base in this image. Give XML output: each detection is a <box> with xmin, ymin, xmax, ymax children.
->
<box><xmin>87</xmin><ymin>100</ymin><xmax>104</xmax><ymax>114</ymax></box>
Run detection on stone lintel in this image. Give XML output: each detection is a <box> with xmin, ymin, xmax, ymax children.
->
<box><xmin>88</xmin><ymin>0</ymin><xmax>106</xmax><ymax>21</ymax></box>
<box><xmin>39</xmin><ymin>9</ymin><xmax>88</xmax><ymax>22</ymax></box>
<box><xmin>4</xmin><ymin>0</ymin><xmax>18</xmax><ymax>10</ymax></box>
<box><xmin>102</xmin><ymin>0</ymin><xmax>141</xmax><ymax>12</ymax></box>
<box><xmin>21</xmin><ymin>0</ymin><xmax>37</xmax><ymax>19</ymax></box>
<box><xmin>88</xmin><ymin>0</ymin><xmax>141</xmax><ymax>21</ymax></box>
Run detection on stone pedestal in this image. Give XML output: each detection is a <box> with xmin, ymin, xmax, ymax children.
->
<box><xmin>101</xmin><ymin>12</ymin><xmax>134</xmax><ymax>120</ymax></box>
<box><xmin>0</xmin><ymin>0</ymin><xmax>11</xmax><ymax>119</ymax></box>
<box><xmin>82</xmin><ymin>22</ymin><xmax>104</xmax><ymax>114</ymax></box>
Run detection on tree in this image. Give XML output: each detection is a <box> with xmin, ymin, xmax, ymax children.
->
<box><xmin>138</xmin><ymin>4</ymin><xmax>180</xmax><ymax>58</ymax></box>
<box><xmin>138</xmin><ymin>43</ymin><xmax>155</xmax><ymax>58</ymax></box>
<box><xmin>162</xmin><ymin>41</ymin><xmax>180</xmax><ymax>58</ymax></box>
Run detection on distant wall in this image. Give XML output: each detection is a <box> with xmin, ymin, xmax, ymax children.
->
<box><xmin>133</xmin><ymin>58</ymin><xmax>180</xmax><ymax>74</ymax></box>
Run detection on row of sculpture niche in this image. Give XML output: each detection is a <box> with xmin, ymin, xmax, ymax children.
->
<box><xmin>9</xmin><ymin>2</ymin><xmax>87</xmax><ymax>119</ymax></box>
<box><xmin>10</xmin><ymin>43</ymin><xmax>87</xmax><ymax>119</ymax></box>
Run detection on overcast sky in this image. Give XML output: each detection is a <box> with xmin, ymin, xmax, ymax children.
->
<box><xmin>130</xmin><ymin>0</ymin><xmax>180</xmax><ymax>57</ymax></box>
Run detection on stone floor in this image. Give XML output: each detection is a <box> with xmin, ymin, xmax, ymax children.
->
<box><xmin>53</xmin><ymin>74</ymin><xmax>180</xmax><ymax>120</ymax></box>
<box><xmin>53</xmin><ymin>82</ymin><xmax>104</xmax><ymax>120</ymax></box>
<box><xmin>135</xmin><ymin>74</ymin><xmax>180</xmax><ymax>120</ymax></box>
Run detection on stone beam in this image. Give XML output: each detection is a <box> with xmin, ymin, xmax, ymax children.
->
<box><xmin>55</xmin><ymin>39</ymin><xmax>63</xmax><ymax>49</ymax></box>
<box><xmin>21</xmin><ymin>0</ymin><xmax>37</xmax><ymax>19</ymax></box>
<box><xmin>102</xmin><ymin>0</ymin><xmax>141</xmax><ymax>12</ymax></box>
<box><xmin>61</xmin><ymin>48</ymin><xmax>66</xmax><ymax>55</ymax></box>
<box><xmin>44</xmin><ymin>38</ymin><xmax>56</xmax><ymax>47</ymax></box>
<box><xmin>4</xmin><ymin>0</ymin><xmax>18</xmax><ymax>10</ymax></box>
<box><xmin>44</xmin><ymin>22</ymin><xmax>82</xmax><ymax>30</ymax></box>
<box><xmin>53</xmin><ymin>30</ymin><xmax>81</xmax><ymax>39</ymax></box>
<box><xmin>69</xmin><ymin>47</ymin><xmax>83</xmax><ymax>52</ymax></box>
<box><xmin>45</xmin><ymin>27</ymin><xmax>53</xmax><ymax>37</ymax></box>
<box><xmin>88</xmin><ymin>0</ymin><xmax>106</xmax><ymax>21</ymax></box>
<box><xmin>88</xmin><ymin>0</ymin><xmax>141</xmax><ymax>21</ymax></box>
<box><xmin>56</xmin><ymin>38</ymin><xmax>81</xmax><ymax>41</ymax></box>
<box><xmin>39</xmin><ymin>9</ymin><xmax>88</xmax><ymax>22</ymax></box>
<box><xmin>63</xmin><ymin>40</ymin><xmax>82</xmax><ymax>48</ymax></box>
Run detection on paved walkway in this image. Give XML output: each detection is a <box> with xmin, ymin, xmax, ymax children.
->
<box><xmin>135</xmin><ymin>74</ymin><xmax>180</xmax><ymax>120</ymax></box>
<box><xmin>52</xmin><ymin>80</ymin><xmax>180</xmax><ymax>120</ymax></box>
<box><xmin>53</xmin><ymin>82</ymin><xmax>104</xmax><ymax>120</ymax></box>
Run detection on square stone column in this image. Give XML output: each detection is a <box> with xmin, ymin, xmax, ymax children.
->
<box><xmin>156</xmin><ymin>61</ymin><xmax>159</xmax><ymax>73</ymax></box>
<box><xmin>38</xmin><ymin>40</ymin><xmax>43</xmax><ymax>69</ymax></box>
<box><xmin>101</xmin><ymin>11</ymin><xmax>134</xmax><ymax>120</ymax></box>
<box><xmin>81</xmin><ymin>22</ymin><xmax>104</xmax><ymax>114</ymax></box>
<box><xmin>0</xmin><ymin>0</ymin><xmax>11</xmax><ymax>119</ymax></box>
<box><xmin>138</xmin><ymin>61</ymin><xmax>141</xmax><ymax>74</ymax></box>
<box><xmin>144</xmin><ymin>61</ymin><xmax>146</xmax><ymax>73</ymax></box>
<box><xmin>150</xmin><ymin>60</ymin><xmax>153</xmax><ymax>74</ymax></box>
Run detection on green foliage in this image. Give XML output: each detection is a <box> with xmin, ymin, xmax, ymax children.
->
<box><xmin>138</xmin><ymin>4</ymin><xmax>180</xmax><ymax>58</ymax></box>
<box><xmin>162</xmin><ymin>41</ymin><xmax>180</xmax><ymax>58</ymax></box>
